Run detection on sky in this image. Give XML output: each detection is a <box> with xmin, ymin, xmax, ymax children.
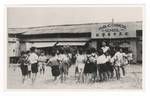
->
<box><xmin>7</xmin><ymin>7</ymin><xmax>143</xmax><ymax>28</ymax></box>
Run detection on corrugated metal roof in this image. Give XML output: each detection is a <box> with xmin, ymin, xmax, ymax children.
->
<box><xmin>23</xmin><ymin>24</ymin><xmax>97</xmax><ymax>35</ymax></box>
<box><xmin>8</xmin><ymin>23</ymin><xmax>97</xmax><ymax>35</ymax></box>
<box><xmin>8</xmin><ymin>28</ymin><xmax>28</xmax><ymax>34</ymax></box>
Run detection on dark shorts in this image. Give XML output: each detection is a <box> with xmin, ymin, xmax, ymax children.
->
<box><xmin>84</xmin><ymin>63</ymin><xmax>97</xmax><ymax>74</ymax></box>
<box><xmin>51</xmin><ymin>65</ymin><xmax>60</xmax><ymax>76</ymax></box>
<box><xmin>59</xmin><ymin>63</ymin><xmax>69</xmax><ymax>74</ymax></box>
<box><xmin>106</xmin><ymin>62</ymin><xmax>114</xmax><ymax>72</ymax></box>
<box><xmin>97</xmin><ymin>64</ymin><xmax>105</xmax><ymax>73</ymax></box>
<box><xmin>20</xmin><ymin>65</ymin><xmax>28</xmax><ymax>76</ymax></box>
<box><xmin>103</xmin><ymin>64</ymin><xmax>108</xmax><ymax>72</ymax></box>
<box><xmin>75</xmin><ymin>66</ymin><xmax>79</xmax><ymax>73</ymax></box>
<box><xmin>31</xmin><ymin>63</ymin><xmax>38</xmax><ymax>73</ymax></box>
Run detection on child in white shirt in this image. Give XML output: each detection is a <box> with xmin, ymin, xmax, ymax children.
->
<box><xmin>113</xmin><ymin>48</ymin><xmax>127</xmax><ymax>80</ymax></box>
<box><xmin>75</xmin><ymin>50</ymin><xmax>86</xmax><ymax>83</ymax></box>
<box><xmin>97</xmin><ymin>49</ymin><xmax>107</xmax><ymax>81</ymax></box>
<box><xmin>38</xmin><ymin>52</ymin><xmax>47</xmax><ymax>75</ymax></box>
<box><xmin>105</xmin><ymin>51</ymin><xmax>114</xmax><ymax>79</ymax></box>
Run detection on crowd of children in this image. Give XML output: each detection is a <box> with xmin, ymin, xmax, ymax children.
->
<box><xmin>17</xmin><ymin>42</ymin><xmax>133</xmax><ymax>84</ymax></box>
<box><xmin>75</xmin><ymin>42</ymin><xmax>133</xmax><ymax>83</ymax></box>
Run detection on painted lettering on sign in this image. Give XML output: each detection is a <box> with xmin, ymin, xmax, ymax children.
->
<box><xmin>98</xmin><ymin>24</ymin><xmax>127</xmax><ymax>32</ymax></box>
<box><xmin>92</xmin><ymin>22</ymin><xmax>137</xmax><ymax>38</ymax></box>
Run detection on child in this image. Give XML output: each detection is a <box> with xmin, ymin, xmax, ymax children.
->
<box><xmin>47</xmin><ymin>51</ymin><xmax>60</xmax><ymax>81</ymax></box>
<box><xmin>28</xmin><ymin>47</ymin><xmax>39</xmax><ymax>84</ymax></box>
<box><xmin>112</xmin><ymin>47</ymin><xmax>127</xmax><ymax>80</ymax></box>
<box><xmin>75</xmin><ymin>49</ymin><xmax>86</xmax><ymax>83</ymax></box>
<box><xmin>26</xmin><ymin>51</ymin><xmax>31</xmax><ymax>79</ymax></box>
<box><xmin>127</xmin><ymin>50</ymin><xmax>133</xmax><ymax>64</ymax></box>
<box><xmin>96</xmin><ymin>49</ymin><xmax>107</xmax><ymax>81</ymax></box>
<box><xmin>105</xmin><ymin>51</ymin><xmax>114</xmax><ymax>79</ymax></box>
<box><xmin>84</xmin><ymin>48</ymin><xmax>97</xmax><ymax>83</ymax></box>
<box><xmin>38</xmin><ymin>52</ymin><xmax>47</xmax><ymax>75</ymax></box>
<box><xmin>17</xmin><ymin>51</ymin><xmax>28</xmax><ymax>84</ymax></box>
<box><xmin>57</xmin><ymin>49</ymin><xmax>70</xmax><ymax>83</ymax></box>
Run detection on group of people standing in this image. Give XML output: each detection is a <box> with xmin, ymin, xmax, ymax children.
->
<box><xmin>17</xmin><ymin>42</ymin><xmax>133</xmax><ymax>85</ymax></box>
<box><xmin>18</xmin><ymin>47</ymin><xmax>41</xmax><ymax>84</ymax></box>
<box><xmin>75</xmin><ymin>42</ymin><xmax>133</xmax><ymax>83</ymax></box>
<box><xmin>17</xmin><ymin>46</ymin><xmax>72</xmax><ymax>84</ymax></box>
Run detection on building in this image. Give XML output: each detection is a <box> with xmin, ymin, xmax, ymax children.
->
<box><xmin>8</xmin><ymin>21</ymin><xmax>142</xmax><ymax>63</ymax></box>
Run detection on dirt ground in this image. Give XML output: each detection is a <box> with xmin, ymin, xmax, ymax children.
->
<box><xmin>7</xmin><ymin>64</ymin><xmax>142</xmax><ymax>89</ymax></box>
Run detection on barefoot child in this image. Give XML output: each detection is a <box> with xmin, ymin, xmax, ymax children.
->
<box><xmin>96</xmin><ymin>49</ymin><xmax>107</xmax><ymax>81</ymax></box>
<box><xmin>38</xmin><ymin>52</ymin><xmax>47</xmax><ymax>75</ymax></box>
<box><xmin>75</xmin><ymin>49</ymin><xmax>86</xmax><ymax>83</ymax></box>
<box><xmin>112</xmin><ymin>47</ymin><xmax>127</xmax><ymax>80</ymax></box>
<box><xmin>17</xmin><ymin>51</ymin><xmax>28</xmax><ymax>84</ymax></box>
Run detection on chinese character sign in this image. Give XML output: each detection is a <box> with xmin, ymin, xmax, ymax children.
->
<box><xmin>91</xmin><ymin>22</ymin><xmax>137</xmax><ymax>39</ymax></box>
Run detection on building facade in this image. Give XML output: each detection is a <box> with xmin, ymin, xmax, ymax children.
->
<box><xmin>8</xmin><ymin>21</ymin><xmax>142</xmax><ymax>63</ymax></box>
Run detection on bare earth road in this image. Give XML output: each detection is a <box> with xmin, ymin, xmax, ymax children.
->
<box><xmin>7</xmin><ymin>64</ymin><xmax>142</xmax><ymax>89</ymax></box>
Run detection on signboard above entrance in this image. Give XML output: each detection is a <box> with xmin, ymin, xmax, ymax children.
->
<box><xmin>98</xmin><ymin>23</ymin><xmax>126</xmax><ymax>32</ymax></box>
<box><xmin>92</xmin><ymin>22</ymin><xmax>137</xmax><ymax>39</ymax></box>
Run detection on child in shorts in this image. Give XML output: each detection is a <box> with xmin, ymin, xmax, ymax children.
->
<box><xmin>38</xmin><ymin>52</ymin><xmax>47</xmax><ymax>75</ymax></box>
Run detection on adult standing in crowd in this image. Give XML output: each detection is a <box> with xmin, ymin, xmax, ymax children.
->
<box><xmin>28</xmin><ymin>47</ymin><xmax>39</xmax><ymax>84</ymax></box>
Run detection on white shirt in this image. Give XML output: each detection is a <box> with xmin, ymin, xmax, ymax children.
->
<box><xmin>105</xmin><ymin>55</ymin><xmax>111</xmax><ymax>62</ymax></box>
<box><xmin>88</xmin><ymin>55</ymin><xmax>97</xmax><ymax>63</ymax></box>
<box><xmin>58</xmin><ymin>54</ymin><xmax>69</xmax><ymax>63</ymax></box>
<box><xmin>28</xmin><ymin>53</ymin><xmax>38</xmax><ymax>64</ymax></box>
<box><xmin>127</xmin><ymin>53</ymin><xmax>133</xmax><ymax>61</ymax></box>
<box><xmin>48</xmin><ymin>56</ymin><xmax>59</xmax><ymax>66</ymax></box>
<box><xmin>113</xmin><ymin>52</ymin><xmax>127</xmax><ymax>66</ymax></box>
<box><xmin>38</xmin><ymin>55</ymin><xmax>47</xmax><ymax>62</ymax></box>
<box><xmin>97</xmin><ymin>54</ymin><xmax>107</xmax><ymax>64</ymax></box>
<box><xmin>76</xmin><ymin>54</ymin><xmax>86</xmax><ymax>64</ymax></box>
<box><xmin>101</xmin><ymin>46</ymin><xmax>110</xmax><ymax>53</ymax></box>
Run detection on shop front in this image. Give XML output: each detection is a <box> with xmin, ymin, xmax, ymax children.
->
<box><xmin>91</xmin><ymin>22</ymin><xmax>138</xmax><ymax>63</ymax></box>
<box><xmin>8</xmin><ymin>21</ymin><xmax>142</xmax><ymax>63</ymax></box>
<box><xmin>18</xmin><ymin>32</ymin><xmax>91</xmax><ymax>55</ymax></box>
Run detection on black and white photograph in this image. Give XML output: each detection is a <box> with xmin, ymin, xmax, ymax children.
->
<box><xmin>7</xmin><ymin>5</ymin><xmax>143</xmax><ymax>89</ymax></box>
